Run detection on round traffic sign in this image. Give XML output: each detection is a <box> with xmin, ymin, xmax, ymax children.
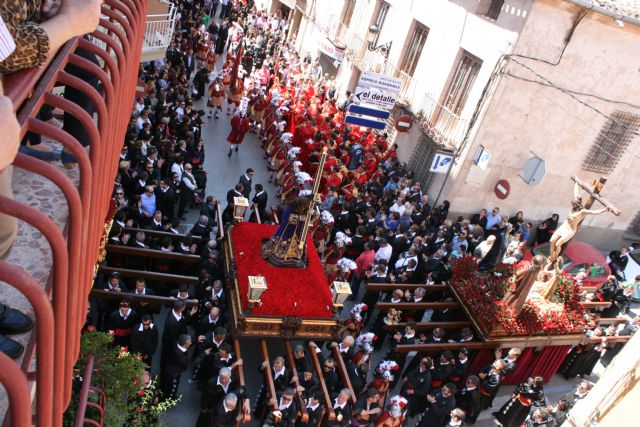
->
<box><xmin>494</xmin><ymin>179</ymin><xmax>510</xmax><ymax>200</ymax></box>
<box><xmin>395</xmin><ymin>115</ymin><xmax>412</xmax><ymax>132</ymax></box>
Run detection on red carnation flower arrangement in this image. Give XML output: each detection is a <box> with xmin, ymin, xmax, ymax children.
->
<box><xmin>450</xmin><ymin>257</ymin><xmax>588</xmax><ymax>336</ymax></box>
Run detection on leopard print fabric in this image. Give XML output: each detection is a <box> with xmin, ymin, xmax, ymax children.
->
<box><xmin>0</xmin><ymin>0</ymin><xmax>50</xmax><ymax>74</ymax></box>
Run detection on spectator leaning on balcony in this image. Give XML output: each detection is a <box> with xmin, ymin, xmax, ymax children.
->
<box><xmin>0</xmin><ymin>0</ymin><xmax>101</xmax><ymax>359</ymax></box>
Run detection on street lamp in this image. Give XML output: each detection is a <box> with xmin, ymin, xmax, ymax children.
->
<box><xmin>366</xmin><ymin>24</ymin><xmax>392</xmax><ymax>59</ymax></box>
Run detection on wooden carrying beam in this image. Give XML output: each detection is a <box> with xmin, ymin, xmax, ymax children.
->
<box><xmin>98</xmin><ymin>266</ymin><xmax>199</xmax><ymax>284</ymax></box>
<box><xmin>376</xmin><ymin>302</ymin><xmax>460</xmax><ymax>310</ymax></box>
<box><xmin>308</xmin><ymin>343</ymin><xmax>335</xmax><ymax>420</ymax></box>
<box><xmin>123</xmin><ymin>227</ymin><xmax>203</xmax><ymax>241</ymax></box>
<box><xmin>90</xmin><ymin>288</ymin><xmax>198</xmax><ymax>307</ymax></box>
<box><xmin>365</xmin><ymin>284</ymin><xmax>448</xmax><ymax>292</ymax></box>
<box><xmin>233</xmin><ymin>341</ymin><xmax>251</xmax><ymax>424</ymax></box>
<box><xmin>394</xmin><ymin>341</ymin><xmax>489</xmax><ymax>354</ymax></box>
<box><xmin>330</xmin><ymin>346</ymin><xmax>356</xmax><ymax>405</ymax></box>
<box><xmin>596</xmin><ymin>318</ymin><xmax>629</xmax><ymax>325</ymax></box>
<box><xmin>585</xmin><ymin>335</ymin><xmax>632</xmax><ymax>344</ymax></box>
<box><xmin>260</xmin><ymin>340</ymin><xmax>279</xmax><ymax>411</ymax></box>
<box><xmin>284</xmin><ymin>342</ymin><xmax>309</xmax><ymax>423</ymax></box>
<box><xmin>384</xmin><ymin>321</ymin><xmax>472</xmax><ymax>331</ymax></box>
<box><xmin>581</xmin><ymin>301</ymin><xmax>612</xmax><ymax>309</ymax></box>
<box><xmin>105</xmin><ymin>244</ymin><xmax>201</xmax><ymax>262</ymax></box>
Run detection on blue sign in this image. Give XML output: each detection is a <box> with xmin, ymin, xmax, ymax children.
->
<box><xmin>345</xmin><ymin>115</ymin><xmax>387</xmax><ymax>130</ymax></box>
<box><xmin>348</xmin><ymin>104</ymin><xmax>391</xmax><ymax>119</ymax></box>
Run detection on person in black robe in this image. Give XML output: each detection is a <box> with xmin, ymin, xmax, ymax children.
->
<box><xmin>494</xmin><ymin>377</ymin><xmax>546</xmax><ymax>427</ymax></box>
<box><xmin>330</xmin><ymin>389</ymin><xmax>353</xmax><ymax>427</ymax></box>
<box><xmin>265</xmin><ymin>388</ymin><xmax>298</xmax><ymax>427</ymax></box>
<box><xmin>159</xmin><ymin>334</ymin><xmax>191</xmax><ymax>400</ymax></box>
<box><xmin>107</xmin><ymin>300</ymin><xmax>138</xmax><ymax>347</ymax></box>
<box><xmin>455</xmin><ymin>375</ymin><xmax>481</xmax><ymax>424</ymax></box>
<box><xmin>417</xmin><ymin>383</ymin><xmax>457</xmax><ymax>427</ymax></box>
<box><xmin>300</xmin><ymin>391</ymin><xmax>324</xmax><ymax>427</ymax></box>
<box><xmin>478</xmin><ymin>359</ymin><xmax>507</xmax><ymax>410</ymax></box>
<box><xmin>401</xmin><ymin>357</ymin><xmax>432</xmax><ymax>417</ymax></box>
<box><xmin>211</xmin><ymin>392</ymin><xmax>241</xmax><ymax>427</ymax></box>
<box><xmin>352</xmin><ymin>388</ymin><xmax>381</xmax><ymax>426</ymax></box>
<box><xmin>161</xmin><ymin>300</ymin><xmax>189</xmax><ymax>363</ymax></box>
<box><xmin>215</xmin><ymin>22</ymin><xmax>229</xmax><ymax>55</ymax></box>
<box><xmin>129</xmin><ymin>315</ymin><xmax>159</xmax><ymax>367</ymax></box>
<box><xmin>478</xmin><ymin>220</ymin><xmax>507</xmax><ymax>272</ymax></box>
<box><xmin>196</xmin><ymin>367</ymin><xmax>238</xmax><ymax>427</ymax></box>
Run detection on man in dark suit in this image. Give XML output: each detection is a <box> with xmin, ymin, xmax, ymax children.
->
<box><xmin>418</xmin><ymin>383</ymin><xmax>457</xmax><ymax>427</ymax></box>
<box><xmin>251</xmin><ymin>183</ymin><xmax>268</xmax><ymax>222</ymax></box>
<box><xmin>238</xmin><ymin>168</ymin><xmax>254</xmax><ymax>199</ymax></box>
<box><xmin>130</xmin><ymin>314</ymin><xmax>159</xmax><ymax>367</ymax></box>
<box><xmin>107</xmin><ymin>300</ymin><xmax>138</xmax><ymax>347</ymax></box>
<box><xmin>200</xmin><ymin>196</ymin><xmax>219</xmax><ymax>227</ymax></box>
<box><xmin>129</xmin><ymin>278</ymin><xmax>156</xmax><ymax>317</ymax></box>
<box><xmin>196</xmin><ymin>367</ymin><xmax>238</xmax><ymax>427</ymax></box>
<box><xmin>348</xmin><ymin>363</ymin><xmax>369</xmax><ymax>397</ymax></box>
<box><xmin>161</xmin><ymin>300</ymin><xmax>189</xmax><ymax>361</ymax></box>
<box><xmin>223</xmin><ymin>184</ymin><xmax>244</xmax><ymax>224</ymax></box>
<box><xmin>302</xmin><ymin>391</ymin><xmax>324</xmax><ymax>427</ymax></box>
<box><xmin>159</xmin><ymin>334</ymin><xmax>191</xmax><ymax>399</ymax></box>
<box><xmin>212</xmin><ymin>392</ymin><xmax>242</xmax><ymax>427</ymax></box>
<box><xmin>183</xmin><ymin>48</ymin><xmax>196</xmax><ymax>77</ymax></box>
<box><xmin>267</xmin><ymin>388</ymin><xmax>298</xmax><ymax>427</ymax></box>
<box><xmin>402</xmin><ymin>357</ymin><xmax>432</xmax><ymax>417</ymax></box>
<box><xmin>156</xmin><ymin>180</ymin><xmax>176</xmax><ymax>221</ymax></box>
<box><xmin>190</xmin><ymin>215</ymin><xmax>212</xmax><ymax>240</ymax></box>
<box><xmin>455</xmin><ymin>375</ymin><xmax>481</xmax><ymax>424</ymax></box>
<box><xmin>322</xmin><ymin>357</ymin><xmax>342</xmax><ymax>396</ymax></box>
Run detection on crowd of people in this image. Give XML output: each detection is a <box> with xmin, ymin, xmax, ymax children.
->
<box><xmin>1</xmin><ymin>0</ymin><xmax>637</xmax><ymax>426</ymax></box>
<box><xmin>89</xmin><ymin>1</ymin><xmax>640</xmax><ymax>427</ymax></box>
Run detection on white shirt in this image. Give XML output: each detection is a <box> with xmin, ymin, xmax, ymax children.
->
<box><xmin>375</xmin><ymin>245</ymin><xmax>392</xmax><ymax>262</ymax></box>
<box><xmin>171</xmin><ymin>163</ymin><xmax>184</xmax><ymax>181</ymax></box>
<box><xmin>177</xmin><ymin>344</ymin><xmax>188</xmax><ymax>352</ymax></box>
<box><xmin>171</xmin><ymin>309</ymin><xmax>182</xmax><ymax>322</ymax></box>
<box><xmin>274</xmin><ymin>367</ymin><xmax>286</xmax><ymax>379</ymax></box>
<box><xmin>217</xmin><ymin>377</ymin><xmax>230</xmax><ymax>393</ymax></box>
<box><xmin>278</xmin><ymin>398</ymin><xmax>292</xmax><ymax>411</ymax></box>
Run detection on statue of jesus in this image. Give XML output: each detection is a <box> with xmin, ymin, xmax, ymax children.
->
<box><xmin>547</xmin><ymin>178</ymin><xmax>611</xmax><ymax>265</ymax></box>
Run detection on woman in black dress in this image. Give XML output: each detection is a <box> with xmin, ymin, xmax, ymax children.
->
<box><xmin>494</xmin><ymin>377</ymin><xmax>546</xmax><ymax>427</ymax></box>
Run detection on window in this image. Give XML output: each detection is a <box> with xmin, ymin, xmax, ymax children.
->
<box><xmin>371</xmin><ymin>1</ymin><xmax>390</xmax><ymax>45</ymax></box>
<box><xmin>582</xmin><ymin>111</ymin><xmax>640</xmax><ymax>174</ymax></box>
<box><xmin>486</xmin><ymin>0</ymin><xmax>505</xmax><ymax>20</ymax></box>
<box><xmin>443</xmin><ymin>51</ymin><xmax>482</xmax><ymax>115</ymax></box>
<box><xmin>340</xmin><ymin>0</ymin><xmax>356</xmax><ymax>27</ymax></box>
<box><xmin>408</xmin><ymin>134</ymin><xmax>438</xmax><ymax>190</ymax></box>
<box><xmin>400</xmin><ymin>22</ymin><xmax>429</xmax><ymax>76</ymax></box>
<box><xmin>624</xmin><ymin>211</ymin><xmax>640</xmax><ymax>241</ymax></box>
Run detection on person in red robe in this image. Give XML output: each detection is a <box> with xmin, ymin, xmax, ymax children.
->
<box><xmin>226</xmin><ymin>111</ymin><xmax>250</xmax><ymax>157</ymax></box>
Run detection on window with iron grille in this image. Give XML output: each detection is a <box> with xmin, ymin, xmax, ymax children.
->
<box><xmin>582</xmin><ymin>111</ymin><xmax>640</xmax><ymax>174</ymax></box>
<box><xmin>400</xmin><ymin>22</ymin><xmax>429</xmax><ymax>77</ymax></box>
<box><xmin>443</xmin><ymin>51</ymin><xmax>483</xmax><ymax>115</ymax></box>
<box><xmin>486</xmin><ymin>0</ymin><xmax>505</xmax><ymax>20</ymax></box>
<box><xmin>624</xmin><ymin>211</ymin><xmax>640</xmax><ymax>241</ymax></box>
<box><xmin>409</xmin><ymin>134</ymin><xmax>437</xmax><ymax>190</ymax></box>
<box><xmin>371</xmin><ymin>1</ymin><xmax>390</xmax><ymax>45</ymax></box>
<box><xmin>340</xmin><ymin>0</ymin><xmax>356</xmax><ymax>27</ymax></box>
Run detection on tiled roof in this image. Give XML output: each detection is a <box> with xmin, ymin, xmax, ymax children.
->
<box><xmin>576</xmin><ymin>0</ymin><xmax>640</xmax><ymax>19</ymax></box>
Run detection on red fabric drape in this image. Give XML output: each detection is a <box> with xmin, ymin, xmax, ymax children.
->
<box><xmin>504</xmin><ymin>345</ymin><xmax>573</xmax><ymax>384</ymax></box>
<box><xmin>462</xmin><ymin>345</ymin><xmax>573</xmax><ymax>385</ymax></box>
<box><xmin>467</xmin><ymin>349</ymin><xmax>495</xmax><ymax>378</ymax></box>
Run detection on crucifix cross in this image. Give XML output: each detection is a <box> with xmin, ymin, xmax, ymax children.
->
<box><xmin>571</xmin><ymin>176</ymin><xmax>621</xmax><ymax>216</ymax></box>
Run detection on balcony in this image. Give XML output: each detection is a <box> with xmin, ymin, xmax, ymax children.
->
<box><xmin>415</xmin><ymin>93</ymin><xmax>469</xmax><ymax>148</ymax></box>
<box><xmin>0</xmin><ymin>0</ymin><xmax>146</xmax><ymax>425</ymax></box>
<box><xmin>142</xmin><ymin>1</ymin><xmax>177</xmax><ymax>62</ymax></box>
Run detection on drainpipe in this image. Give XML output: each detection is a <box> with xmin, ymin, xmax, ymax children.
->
<box><xmin>568</xmin><ymin>0</ymin><xmax>640</xmax><ymax>26</ymax></box>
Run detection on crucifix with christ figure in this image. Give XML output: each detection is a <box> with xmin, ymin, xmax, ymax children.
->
<box><xmin>547</xmin><ymin>175</ymin><xmax>621</xmax><ymax>266</ymax></box>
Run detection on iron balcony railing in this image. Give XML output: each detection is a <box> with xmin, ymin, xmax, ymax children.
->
<box><xmin>415</xmin><ymin>92</ymin><xmax>469</xmax><ymax>148</ymax></box>
<box><xmin>0</xmin><ymin>0</ymin><xmax>146</xmax><ymax>425</ymax></box>
<box><xmin>143</xmin><ymin>2</ymin><xmax>178</xmax><ymax>54</ymax></box>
